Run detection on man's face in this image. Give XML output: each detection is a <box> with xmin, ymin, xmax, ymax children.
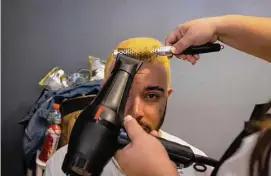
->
<box><xmin>107</xmin><ymin>62</ymin><xmax>172</xmax><ymax>133</ymax></box>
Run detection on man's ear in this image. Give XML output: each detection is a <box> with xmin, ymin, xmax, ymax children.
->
<box><xmin>167</xmin><ymin>88</ymin><xmax>173</xmax><ymax>97</ymax></box>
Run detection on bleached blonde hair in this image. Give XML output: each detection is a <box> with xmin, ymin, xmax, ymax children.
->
<box><xmin>104</xmin><ymin>37</ymin><xmax>171</xmax><ymax>87</ymax></box>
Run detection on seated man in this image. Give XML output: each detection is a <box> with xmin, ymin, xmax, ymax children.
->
<box><xmin>45</xmin><ymin>37</ymin><xmax>213</xmax><ymax>176</ymax></box>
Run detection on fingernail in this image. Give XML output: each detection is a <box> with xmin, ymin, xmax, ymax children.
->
<box><xmin>180</xmin><ymin>55</ymin><xmax>186</xmax><ymax>60</ymax></box>
<box><xmin>171</xmin><ymin>46</ymin><xmax>176</xmax><ymax>54</ymax></box>
<box><xmin>124</xmin><ymin>115</ymin><xmax>133</xmax><ymax>123</ymax></box>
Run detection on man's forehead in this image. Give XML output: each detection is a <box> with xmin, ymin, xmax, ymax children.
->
<box><xmin>136</xmin><ymin>62</ymin><xmax>166</xmax><ymax>74</ymax></box>
<box><xmin>109</xmin><ymin>59</ymin><xmax>166</xmax><ymax>75</ymax></box>
<box><xmin>108</xmin><ymin>60</ymin><xmax>167</xmax><ymax>87</ymax></box>
<box><xmin>132</xmin><ymin>63</ymin><xmax>167</xmax><ymax>88</ymax></box>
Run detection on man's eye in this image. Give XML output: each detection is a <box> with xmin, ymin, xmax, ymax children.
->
<box><xmin>144</xmin><ymin>93</ymin><xmax>160</xmax><ymax>101</ymax></box>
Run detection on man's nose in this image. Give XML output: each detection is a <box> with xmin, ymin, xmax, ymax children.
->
<box><xmin>126</xmin><ymin>97</ymin><xmax>143</xmax><ymax>119</ymax></box>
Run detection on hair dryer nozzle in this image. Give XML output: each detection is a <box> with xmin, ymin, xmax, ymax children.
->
<box><xmin>113</xmin><ymin>53</ymin><xmax>143</xmax><ymax>75</ymax></box>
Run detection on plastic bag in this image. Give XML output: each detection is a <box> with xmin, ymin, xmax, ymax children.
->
<box><xmin>39</xmin><ymin>67</ymin><xmax>67</xmax><ymax>91</ymax></box>
<box><xmin>89</xmin><ymin>56</ymin><xmax>105</xmax><ymax>81</ymax></box>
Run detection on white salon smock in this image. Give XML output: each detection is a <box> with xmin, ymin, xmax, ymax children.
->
<box><xmin>44</xmin><ymin>130</ymin><xmax>213</xmax><ymax>176</ymax></box>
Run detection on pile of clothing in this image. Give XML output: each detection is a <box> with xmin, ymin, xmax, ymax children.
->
<box><xmin>19</xmin><ymin>56</ymin><xmax>105</xmax><ymax>170</ymax></box>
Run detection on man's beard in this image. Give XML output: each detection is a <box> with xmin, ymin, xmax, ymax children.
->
<box><xmin>136</xmin><ymin>101</ymin><xmax>167</xmax><ymax>133</ymax></box>
<box><xmin>156</xmin><ymin>101</ymin><xmax>167</xmax><ymax>131</ymax></box>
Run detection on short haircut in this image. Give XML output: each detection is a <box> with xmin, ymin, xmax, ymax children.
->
<box><xmin>104</xmin><ymin>37</ymin><xmax>171</xmax><ymax>87</ymax></box>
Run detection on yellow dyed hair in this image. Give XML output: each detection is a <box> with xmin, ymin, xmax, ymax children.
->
<box><xmin>104</xmin><ymin>37</ymin><xmax>171</xmax><ymax>87</ymax></box>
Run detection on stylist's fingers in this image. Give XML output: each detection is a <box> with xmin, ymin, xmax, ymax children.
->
<box><xmin>165</xmin><ymin>33</ymin><xmax>177</xmax><ymax>46</ymax></box>
<box><xmin>165</xmin><ymin>28</ymin><xmax>182</xmax><ymax>60</ymax></box>
<box><xmin>194</xmin><ymin>54</ymin><xmax>200</xmax><ymax>60</ymax></box>
<box><xmin>175</xmin><ymin>54</ymin><xmax>200</xmax><ymax>65</ymax></box>
<box><xmin>172</xmin><ymin>36</ymin><xmax>195</xmax><ymax>55</ymax></box>
<box><xmin>123</xmin><ymin>115</ymin><xmax>145</xmax><ymax>141</ymax></box>
<box><xmin>171</xmin><ymin>161</ymin><xmax>177</xmax><ymax>169</ymax></box>
<box><xmin>115</xmin><ymin>115</ymin><xmax>146</xmax><ymax>166</ymax></box>
<box><xmin>175</xmin><ymin>54</ymin><xmax>187</xmax><ymax>60</ymax></box>
<box><xmin>186</xmin><ymin>55</ymin><xmax>197</xmax><ymax>65</ymax></box>
<box><xmin>115</xmin><ymin>145</ymin><xmax>129</xmax><ymax>169</ymax></box>
<box><xmin>150</xmin><ymin>130</ymin><xmax>159</xmax><ymax>137</ymax></box>
<box><xmin>165</xmin><ymin>25</ymin><xmax>183</xmax><ymax>46</ymax></box>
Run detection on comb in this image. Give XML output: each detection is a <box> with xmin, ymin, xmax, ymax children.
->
<box><xmin>113</xmin><ymin>43</ymin><xmax>223</xmax><ymax>59</ymax></box>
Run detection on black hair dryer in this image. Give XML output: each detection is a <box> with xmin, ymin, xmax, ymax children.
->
<box><xmin>61</xmin><ymin>54</ymin><xmax>143</xmax><ymax>176</ymax></box>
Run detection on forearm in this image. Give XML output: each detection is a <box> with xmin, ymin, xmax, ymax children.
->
<box><xmin>214</xmin><ymin>15</ymin><xmax>271</xmax><ymax>62</ymax></box>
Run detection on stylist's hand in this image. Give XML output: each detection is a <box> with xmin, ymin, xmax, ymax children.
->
<box><xmin>165</xmin><ymin>17</ymin><xmax>219</xmax><ymax>64</ymax></box>
<box><xmin>115</xmin><ymin>115</ymin><xmax>178</xmax><ymax>176</ymax></box>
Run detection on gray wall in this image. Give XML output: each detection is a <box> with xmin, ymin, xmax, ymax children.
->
<box><xmin>2</xmin><ymin>0</ymin><xmax>271</xmax><ymax>175</ymax></box>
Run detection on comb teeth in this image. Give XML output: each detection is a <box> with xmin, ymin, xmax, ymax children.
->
<box><xmin>113</xmin><ymin>46</ymin><xmax>173</xmax><ymax>60</ymax></box>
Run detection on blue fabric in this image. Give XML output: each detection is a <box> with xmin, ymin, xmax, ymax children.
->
<box><xmin>20</xmin><ymin>81</ymin><xmax>101</xmax><ymax>167</ymax></box>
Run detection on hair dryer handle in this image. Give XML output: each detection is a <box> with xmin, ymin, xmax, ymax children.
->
<box><xmin>118</xmin><ymin>133</ymin><xmax>194</xmax><ymax>168</ymax></box>
<box><xmin>157</xmin><ymin>136</ymin><xmax>195</xmax><ymax>167</ymax></box>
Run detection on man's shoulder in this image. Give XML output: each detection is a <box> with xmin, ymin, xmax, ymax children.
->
<box><xmin>160</xmin><ymin>130</ymin><xmax>208</xmax><ymax>157</ymax></box>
